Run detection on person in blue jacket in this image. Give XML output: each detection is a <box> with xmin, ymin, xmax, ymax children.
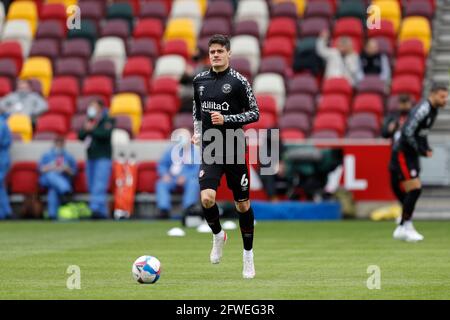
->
<box><xmin>156</xmin><ymin>128</ymin><xmax>200</xmax><ymax>219</ymax></box>
<box><xmin>0</xmin><ymin>111</ymin><xmax>12</xmax><ymax>220</ymax></box>
<box><xmin>38</xmin><ymin>135</ymin><xmax>77</xmax><ymax>220</ymax></box>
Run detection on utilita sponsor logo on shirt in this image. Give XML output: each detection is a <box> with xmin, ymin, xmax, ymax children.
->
<box><xmin>201</xmin><ymin>101</ymin><xmax>230</xmax><ymax>112</ymax></box>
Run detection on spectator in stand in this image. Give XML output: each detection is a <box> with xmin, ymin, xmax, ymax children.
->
<box><xmin>316</xmin><ymin>30</ymin><xmax>360</xmax><ymax>86</ymax></box>
<box><xmin>78</xmin><ymin>99</ymin><xmax>115</xmax><ymax>219</ymax></box>
<box><xmin>0</xmin><ymin>79</ymin><xmax>48</xmax><ymax>125</ymax></box>
<box><xmin>357</xmin><ymin>38</ymin><xmax>391</xmax><ymax>83</ymax></box>
<box><xmin>38</xmin><ymin>135</ymin><xmax>77</xmax><ymax>220</ymax></box>
<box><xmin>155</xmin><ymin>128</ymin><xmax>200</xmax><ymax>219</ymax></box>
<box><xmin>0</xmin><ymin>110</ymin><xmax>12</xmax><ymax>220</ymax></box>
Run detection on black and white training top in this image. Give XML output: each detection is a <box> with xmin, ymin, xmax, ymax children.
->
<box><xmin>192</xmin><ymin>66</ymin><xmax>260</xmax><ymax>160</ymax></box>
<box><xmin>394</xmin><ymin>99</ymin><xmax>439</xmax><ymax>156</ymax></box>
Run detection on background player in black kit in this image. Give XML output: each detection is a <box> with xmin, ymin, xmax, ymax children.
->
<box><xmin>191</xmin><ymin>34</ymin><xmax>260</xmax><ymax>278</ymax></box>
<box><xmin>391</xmin><ymin>83</ymin><xmax>448</xmax><ymax>242</ymax></box>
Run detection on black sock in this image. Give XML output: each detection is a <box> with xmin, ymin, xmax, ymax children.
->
<box><xmin>238</xmin><ymin>206</ymin><xmax>254</xmax><ymax>251</ymax></box>
<box><xmin>203</xmin><ymin>204</ymin><xmax>222</xmax><ymax>234</ymax></box>
<box><xmin>400</xmin><ymin>188</ymin><xmax>422</xmax><ymax>225</ymax></box>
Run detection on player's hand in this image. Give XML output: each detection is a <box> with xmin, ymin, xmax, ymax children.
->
<box><xmin>211</xmin><ymin>112</ymin><xmax>224</xmax><ymax>125</ymax></box>
<box><xmin>191</xmin><ymin>134</ymin><xmax>200</xmax><ymax>145</ymax></box>
<box><xmin>426</xmin><ymin>150</ymin><xmax>433</xmax><ymax>158</ymax></box>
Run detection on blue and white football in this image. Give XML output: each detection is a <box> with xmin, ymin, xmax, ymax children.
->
<box><xmin>132</xmin><ymin>255</ymin><xmax>161</xmax><ymax>284</ymax></box>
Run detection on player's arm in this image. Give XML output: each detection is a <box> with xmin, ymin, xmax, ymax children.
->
<box><xmin>402</xmin><ymin>105</ymin><xmax>429</xmax><ymax>155</ymax></box>
<box><xmin>223</xmin><ymin>78</ymin><xmax>260</xmax><ymax>125</ymax></box>
<box><xmin>192</xmin><ymin>80</ymin><xmax>201</xmax><ymax>144</ymax></box>
<box><xmin>381</xmin><ymin>115</ymin><xmax>398</xmax><ymax>138</ymax></box>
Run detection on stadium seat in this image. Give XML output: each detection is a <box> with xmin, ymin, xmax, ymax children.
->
<box><xmin>61</xmin><ymin>39</ymin><xmax>92</xmax><ymax>65</ymax></box>
<box><xmin>123</xmin><ymin>57</ymin><xmax>153</xmax><ymax>88</ymax></box>
<box><xmin>133</xmin><ymin>19</ymin><xmax>164</xmax><ymax>51</ymax></box>
<box><xmin>40</xmin><ymin>3</ymin><xmax>67</xmax><ymax>30</ymax></box>
<box><xmin>54</xmin><ymin>58</ymin><xmax>87</xmax><ymax>83</ymax></box>
<box><xmin>0</xmin><ymin>77</ymin><xmax>12</xmax><ymax>97</ymax></box>
<box><xmin>322</xmin><ymin>77</ymin><xmax>353</xmax><ymax>104</ymax></box>
<box><xmin>372</xmin><ymin>0</ymin><xmax>401</xmax><ymax>33</ymax></box>
<box><xmin>106</xmin><ymin>2</ymin><xmax>134</xmax><ymax>32</ymax></box>
<box><xmin>173</xmin><ymin>112</ymin><xmax>194</xmax><ymax>131</ymax></box>
<box><xmin>304</xmin><ymin>0</ymin><xmax>333</xmax><ymax>20</ymax></box>
<box><xmin>313</xmin><ymin>112</ymin><xmax>346</xmax><ymax>137</ymax></box>
<box><xmin>6</xmin><ymin>0</ymin><xmax>38</xmax><ymax>36</ymax></box>
<box><xmin>1</xmin><ymin>20</ymin><xmax>33</xmax><ymax>57</ymax></box>
<box><xmin>266</xmin><ymin>18</ymin><xmax>297</xmax><ymax>44</ymax></box>
<box><xmin>170</xmin><ymin>0</ymin><xmax>203</xmax><ymax>35</ymax></box>
<box><xmin>200</xmin><ymin>18</ymin><xmax>232</xmax><ymax>41</ymax></box>
<box><xmin>0</xmin><ymin>59</ymin><xmax>18</xmax><ymax>85</ymax></box>
<box><xmin>317</xmin><ymin>94</ymin><xmax>350</xmax><ymax>116</ymax></box>
<box><xmin>235</xmin><ymin>0</ymin><xmax>269</xmax><ymax>37</ymax></box>
<box><xmin>109</xmin><ymin>93</ymin><xmax>142</xmax><ymax>135</ymax></box>
<box><xmin>335</xmin><ymin>0</ymin><xmax>366</xmax><ymax>22</ymax></box>
<box><xmin>9</xmin><ymin>162</ymin><xmax>39</xmax><ymax>194</ymax></box>
<box><xmin>111</xmin><ymin>115</ymin><xmax>133</xmax><ymax>138</ymax></box>
<box><xmin>346</xmin><ymin>129</ymin><xmax>376</xmax><ymax>139</ymax></box>
<box><xmin>391</xmin><ymin>75</ymin><xmax>422</xmax><ymax>101</ymax></box>
<box><xmin>145</xmin><ymin>94</ymin><xmax>179</xmax><ymax>116</ymax></box>
<box><xmin>20</xmin><ymin>57</ymin><xmax>53</xmax><ymax>97</ymax></box>
<box><xmin>36</xmin><ymin>20</ymin><xmax>65</xmax><ymax>42</ymax></box>
<box><xmin>151</xmin><ymin>77</ymin><xmax>179</xmax><ymax>99</ymax></box>
<box><xmin>50</xmin><ymin>76</ymin><xmax>80</xmax><ymax>108</ymax></box>
<box><xmin>397</xmin><ymin>39</ymin><xmax>426</xmax><ymax>60</ymax></box>
<box><xmin>259</xmin><ymin>56</ymin><xmax>288</xmax><ymax>79</ymax></box>
<box><xmin>399</xmin><ymin>17</ymin><xmax>432</xmax><ymax>54</ymax></box>
<box><xmin>46</xmin><ymin>0</ymin><xmax>77</xmax><ymax>7</ymax></box>
<box><xmin>139</xmin><ymin>1</ymin><xmax>168</xmax><ymax>23</ymax></box>
<box><xmin>100</xmin><ymin>19</ymin><xmax>130</xmax><ymax>43</ymax></box>
<box><xmin>404</xmin><ymin>0</ymin><xmax>433</xmax><ymax>20</ymax></box>
<box><xmin>74</xmin><ymin>162</ymin><xmax>88</xmax><ymax>193</ymax></box>
<box><xmin>299</xmin><ymin>17</ymin><xmax>330</xmax><ymax>38</ymax></box>
<box><xmin>136</xmin><ymin>131</ymin><xmax>167</xmax><ymax>140</ymax></box>
<box><xmin>373</xmin><ymin>37</ymin><xmax>394</xmax><ymax>61</ymax></box>
<box><xmin>333</xmin><ymin>17</ymin><xmax>364</xmax><ymax>52</ymax></box>
<box><xmin>387</xmin><ymin>94</ymin><xmax>416</xmax><ymax>113</ymax></box>
<box><xmin>162</xmin><ymin>40</ymin><xmax>190</xmax><ymax>61</ymax></box>
<box><xmin>82</xmin><ymin>76</ymin><xmax>113</xmax><ymax>106</ymax></box>
<box><xmin>284</xmin><ymin>94</ymin><xmax>315</xmax><ymax>117</ymax></box>
<box><xmin>280</xmin><ymin>128</ymin><xmax>306</xmax><ymax>141</ymax></box>
<box><xmin>89</xmin><ymin>60</ymin><xmax>116</xmax><ymax>82</ymax></box>
<box><xmin>352</xmin><ymin>94</ymin><xmax>384</xmax><ymax>121</ymax></box>
<box><xmin>272</xmin><ymin>0</ymin><xmax>306</xmax><ymax>17</ymax></box>
<box><xmin>154</xmin><ymin>55</ymin><xmax>187</xmax><ymax>80</ymax></box>
<box><xmin>263</xmin><ymin>37</ymin><xmax>294</xmax><ymax>65</ymax></box>
<box><xmin>47</xmin><ymin>96</ymin><xmax>75</xmax><ymax>128</ymax></box>
<box><xmin>35</xmin><ymin>114</ymin><xmax>69</xmax><ymax>137</ymax></box>
<box><xmin>347</xmin><ymin>112</ymin><xmax>380</xmax><ymax>135</ymax></box>
<box><xmin>288</xmin><ymin>74</ymin><xmax>319</xmax><ymax>97</ymax></box>
<box><xmin>164</xmin><ymin>18</ymin><xmax>197</xmax><ymax>55</ymax></box>
<box><xmin>92</xmin><ymin>37</ymin><xmax>127</xmax><ymax>77</ymax></box>
<box><xmin>136</xmin><ymin>162</ymin><xmax>158</xmax><ymax>193</ymax></box>
<box><xmin>128</xmin><ymin>38</ymin><xmax>159</xmax><ymax>63</ymax></box>
<box><xmin>7</xmin><ymin>114</ymin><xmax>33</xmax><ymax>142</ymax></box>
<box><xmin>256</xmin><ymin>95</ymin><xmax>278</xmax><ymax>119</ymax></box>
<box><xmin>67</xmin><ymin>20</ymin><xmax>97</xmax><ymax>52</ymax></box>
<box><xmin>356</xmin><ymin>76</ymin><xmax>386</xmax><ymax>98</ymax></box>
<box><xmin>310</xmin><ymin>129</ymin><xmax>340</xmax><ymax>139</ymax></box>
<box><xmin>253</xmin><ymin>73</ymin><xmax>286</xmax><ymax>113</ymax></box>
<box><xmin>231</xmin><ymin>35</ymin><xmax>260</xmax><ymax>75</ymax></box>
<box><xmin>233</xmin><ymin>20</ymin><xmax>260</xmax><ymax>39</ymax></box>
<box><xmin>230</xmin><ymin>57</ymin><xmax>252</xmax><ymax>81</ymax></box>
<box><xmin>205</xmin><ymin>0</ymin><xmax>234</xmax><ymax>20</ymax></box>
<box><xmin>0</xmin><ymin>42</ymin><xmax>23</xmax><ymax>73</ymax></box>
<box><xmin>245</xmin><ymin>112</ymin><xmax>276</xmax><ymax>131</ymax></box>
<box><xmin>116</xmin><ymin>76</ymin><xmax>148</xmax><ymax>103</ymax></box>
<box><xmin>279</xmin><ymin>112</ymin><xmax>310</xmax><ymax>135</ymax></box>
<box><xmin>394</xmin><ymin>56</ymin><xmax>425</xmax><ymax>79</ymax></box>
<box><xmin>77</xmin><ymin>95</ymin><xmax>105</xmax><ymax>114</ymax></box>
<box><xmin>367</xmin><ymin>19</ymin><xmax>396</xmax><ymax>49</ymax></box>
<box><xmin>140</xmin><ymin>112</ymin><xmax>172</xmax><ymax>138</ymax></box>
<box><xmin>29</xmin><ymin>39</ymin><xmax>60</xmax><ymax>62</ymax></box>
<box><xmin>78</xmin><ymin>1</ymin><xmax>103</xmax><ymax>31</ymax></box>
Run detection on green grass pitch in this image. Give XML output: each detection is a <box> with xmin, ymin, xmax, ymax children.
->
<box><xmin>0</xmin><ymin>220</ymin><xmax>449</xmax><ymax>300</ymax></box>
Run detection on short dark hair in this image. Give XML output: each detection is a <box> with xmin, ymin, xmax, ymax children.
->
<box><xmin>398</xmin><ymin>94</ymin><xmax>411</xmax><ymax>104</ymax></box>
<box><xmin>430</xmin><ymin>82</ymin><xmax>449</xmax><ymax>93</ymax></box>
<box><xmin>208</xmin><ymin>34</ymin><xmax>230</xmax><ymax>51</ymax></box>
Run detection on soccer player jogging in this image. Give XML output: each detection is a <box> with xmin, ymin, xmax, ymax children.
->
<box><xmin>390</xmin><ymin>83</ymin><xmax>448</xmax><ymax>242</ymax></box>
<box><xmin>191</xmin><ymin>34</ymin><xmax>260</xmax><ymax>278</ymax></box>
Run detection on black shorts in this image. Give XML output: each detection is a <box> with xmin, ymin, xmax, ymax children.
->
<box><xmin>199</xmin><ymin>162</ymin><xmax>250</xmax><ymax>202</ymax></box>
<box><xmin>390</xmin><ymin>150</ymin><xmax>420</xmax><ymax>182</ymax></box>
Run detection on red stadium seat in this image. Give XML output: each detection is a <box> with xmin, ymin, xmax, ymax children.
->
<box><xmin>47</xmin><ymin>95</ymin><xmax>75</xmax><ymax>128</ymax></box>
<box><xmin>9</xmin><ymin>162</ymin><xmax>39</xmax><ymax>194</ymax></box>
<box><xmin>133</xmin><ymin>19</ymin><xmax>164</xmax><ymax>50</ymax></box>
<box><xmin>288</xmin><ymin>74</ymin><xmax>319</xmax><ymax>97</ymax></box>
<box><xmin>322</xmin><ymin>77</ymin><xmax>353</xmax><ymax>103</ymax></box>
<box><xmin>74</xmin><ymin>162</ymin><xmax>88</xmax><ymax>193</ymax></box>
<box><xmin>391</xmin><ymin>75</ymin><xmax>422</xmax><ymax>101</ymax></box>
<box><xmin>317</xmin><ymin>94</ymin><xmax>350</xmax><ymax>116</ymax></box>
<box><xmin>279</xmin><ymin>113</ymin><xmax>311</xmax><ymax>135</ymax></box>
<box><xmin>50</xmin><ymin>76</ymin><xmax>80</xmax><ymax>108</ymax></box>
<box><xmin>136</xmin><ymin>162</ymin><xmax>158</xmax><ymax>193</ymax></box>
<box><xmin>347</xmin><ymin>112</ymin><xmax>380</xmax><ymax>135</ymax></box>
<box><xmin>313</xmin><ymin>112</ymin><xmax>346</xmax><ymax>137</ymax></box>
<box><xmin>352</xmin><ymin>94</ymin><xmax>384</xmax><ymax>123</ymax></box>
<box><xmin>144</xmin><ymin>94</ymin><xmax>179</xmax><ymax>116</ymax></box>
<box><xmin>151</xmin><ymin>77</ymin><xmax>179</xmax><ymax>107</ymax></box>
<box><xmin>140</xmin><ymin>113</ymin><xmax>172</xmax><ymax>137</ymax></box>
<box><xmin>333</xmin><ymin>17</ymin><xmax>364</xmax><ymax>52</ymax></box>
<box><xmin>40</xmin><ymin>3</ymin><xmax>67</xmax><ymax>30</ymax></box>
<box><xmin>123</xmin><ymin>57</ymin><xmax>153</xmax><ymax>89</ymax></box>
<box><xmin>367</xmin><ymin>19</ymin><xmax>396</xmax><ymax>49</ymax></box>
<box><xmin>266</xmin><ymin>18</ymin><xmax>297</xmax><ymax>45</ymax></box>
<box><xmin>284</xmin><ymin>94</ymin><xmax>315</xmax><ymax>117</ymax></box>
<box><xmin>397</xmin><ymin>39</ymin><xmax>426</xmax><ymax>60</ymax></box>
<box><xmin>256</xmin><ymin>95</ymin><xmax>278</xmax><ymax>119</ymax></box>
<box><xmin>310</xmin><ymin>129</ymin><xmax>340</xmax><ymax>139</ymax></box>
<box><xmin>394</xmin><ymin>56</ymin><xmax>425</xmax><ymax>79</ymax></box>
<box><xmin>280</xmin><ymin>129</ymin><xmax>306</xmax><ymax>141</ymax></box>
<box><xmin>82</xmin><ymin>76</ymin><xmax>114</xmax><ymax>106</ymax></box>
<box><xmin>262</xmin><ymin>37</ymin><xmax>294</xmax><ymax>65</ymax></box>
<box><xmin>35</xmin><ymin>114</ymin><xmax>69</xmax><ymax>136</ymax></box>
<box><xmin>0</xmin><ymin>77</ymin><xmax>12</xmax><ymax>97</ymax></box>
<box><xmin>0</xmin><ymin>42</ymin><xmax>23</xmax><ymax>73</ymax></box>
<box><xmin>162</xmin><ymin>40</ymin><xmax>190</xmax><ymax>60</ymax></box>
